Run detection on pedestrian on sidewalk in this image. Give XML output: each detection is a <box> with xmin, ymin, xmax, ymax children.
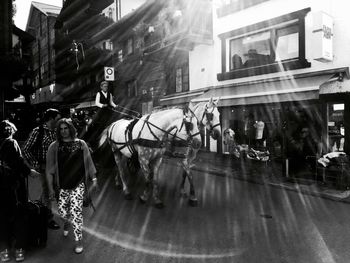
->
<box><xmin>22</xmin><ymin>108</ymin><xmax>62</xmax><ymax>230</ymax></box>
<box><xmin>46</xmin><ymin>118</ymin><xmax>98</xmax><ymax>254</ymax></box>
<box><xmin>0</xmin><ymin>120</ymin><xmax>40</xmax><ymax>262</ymax></box>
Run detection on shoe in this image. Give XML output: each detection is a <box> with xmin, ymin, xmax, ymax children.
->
<box><xmin>48</xmin><ymin>220</ymin><xmax>60</xmax><ymax>230</ymax></box>
<box><xmin>63</xmin><ymin>222</ymin><xmax>69</xmax><ymax>237</ymax></box>
<box><xmin>15</xmin><ymin>248</ymin><xmax>24</xmax><ymax>262</ymax></box>
<box><xmin>0</xmin><ymin>249</ymin><xmax>10</xmax><ymax>262</ymax></box>
<box><xmin>74</xmin><ymin>240</ymin><xmax>83</xmax><ymax>254</ymax></box>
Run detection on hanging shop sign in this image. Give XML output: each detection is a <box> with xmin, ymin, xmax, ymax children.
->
<box><xmin>312</xmin><ymin>11</ymin><xmax>333</xmax><ymax>62</ymax></box>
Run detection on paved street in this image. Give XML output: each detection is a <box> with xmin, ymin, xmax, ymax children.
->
<box><xmin>23</xmin><ymin>155</ymin><xmax>350</xmax><ymax>263</ymax></box>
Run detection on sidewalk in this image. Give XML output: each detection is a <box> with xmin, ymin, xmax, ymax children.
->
<box><xmin>165</xmin><ymin>150</ymin><xmax>350</xmax><ymax>204</ymax></box>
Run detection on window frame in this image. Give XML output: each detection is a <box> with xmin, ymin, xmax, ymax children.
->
<box><xmin>175</xmin><ymin>64</ymin><xmax>189</xmax><ymax>93</ymax></box>
<box><xmin>126</xmin><ymin>37</ymin><xmax>134</xmax><ymax>55</ymax></box>
<box><xmin>217</xmin><ymin>0</ymin><xmax>270</xmax><ymax>18</ymax></box>
<box><xmin>127</xmin><ymin>79</ymin><xmax>137</xmax><ymax>97</ymax></box>
<box><xmin>217</xmin><ymin>8</ymin><xmax>311</xmax><ymax>81</ymax></box>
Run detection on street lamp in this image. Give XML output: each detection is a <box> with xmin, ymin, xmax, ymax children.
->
<box><xmin>70</xmin><ymin>40</ymin><xmax>85</xmax><ymax>70</ymax></box>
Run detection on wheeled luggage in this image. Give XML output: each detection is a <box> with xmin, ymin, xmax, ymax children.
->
<box><xmin>25</xmin><ymin>200</ymin><xmax>48</xmax><ymax>248</ymax></box>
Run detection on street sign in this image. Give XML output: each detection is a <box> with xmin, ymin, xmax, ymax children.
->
<box><xmin>104</xmin><ymin>67</ymin><xmax>115</xmax><ymax>81</ymax></box>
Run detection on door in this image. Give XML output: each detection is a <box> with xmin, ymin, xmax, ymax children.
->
<box><xmin>327</xmin><ymin>102</ymin><xmax>345</xmax><ymax>152</ymax></box>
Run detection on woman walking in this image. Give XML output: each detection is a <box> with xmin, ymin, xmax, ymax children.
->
<box><xmin>46</xmin><ymin>118</ymin><xmax>97</xmax><ymax>254</ymax></box>
<box><xmin>0</xmin><ymin>120</ymin><xmax>40</xmax><ymax>262</ymax></box>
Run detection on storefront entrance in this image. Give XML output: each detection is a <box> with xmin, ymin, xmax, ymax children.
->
<box><xmin>327</xmin><ymin>102</ymin><xmax>345</xmax><ymax>152</ymax></box>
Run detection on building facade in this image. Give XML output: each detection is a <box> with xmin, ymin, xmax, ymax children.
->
<box><xmin>26</xmin><ymin>2</ymin><xmax>61</xmax><ymax>108</ymax></box>
<box><xmin>182</xmin><ymin>0</ymin><xmax>350</xmax><ymax>159</ymax></box>
<box><xmin>53</xmin><ymin>0</ymin><xmax>114</xmax><ymax>115</ymax></box>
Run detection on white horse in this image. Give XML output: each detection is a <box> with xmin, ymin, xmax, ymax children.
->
<box><xmin>177</xmin><ymin>98</ymin><xmax>222</xmax><ymax>206</ymax></box>
<box><xmin>99</xmin><ymin>107</ymin><xmax>201</xmax><ymax>208</ymax></box>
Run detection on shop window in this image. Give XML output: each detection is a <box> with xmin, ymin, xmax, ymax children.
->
<box><xmin>218</xmin><ymin>8</ymin><xmax>311</xmax><ymax>81</ymax></box>
<box><xmin>327</xmin><ymin>103</ymin><xmax>345</xmax><ymax>152</ymax></box>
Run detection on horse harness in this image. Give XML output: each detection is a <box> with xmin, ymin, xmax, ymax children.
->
<box><xmin>189</xmin><ymin>104</ymin><xmax>220</xmax><ymax>132</ymax></box>
<box><xmin>107</xmin><ymin>109</ymin><xmax>200</xmax><ymax>156</ymax></box>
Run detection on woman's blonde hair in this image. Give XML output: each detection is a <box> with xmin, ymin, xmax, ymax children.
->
<box><xmin>56</xmin><ymin>118</ymin><xmax>77</xmax><ymax>142</ymax></box>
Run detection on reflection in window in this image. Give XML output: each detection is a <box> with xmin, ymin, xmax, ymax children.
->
<box><xmin>229</xmin><ymin>22</ymin><xmax>299</xmax><ymax>71</ymax></box>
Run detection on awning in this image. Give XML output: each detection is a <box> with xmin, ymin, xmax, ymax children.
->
<box><xmin>191</xmin><ymin>74</ymin><xmax>333</xmax><ymax>107</ymax></box>
<box><xmin>319</xmin><ymin>77</ymin><xmax>350</xmax><ymax>95</ymax></box>
<box><xmin>75</xmin><ymin>101</ymin><xmax>96</xmax><ymax>109</ymax></box>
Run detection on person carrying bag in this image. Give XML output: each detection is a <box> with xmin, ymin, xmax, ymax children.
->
<box><xmin>0</xmin><ymin>120</ymin><xmax>40</xmax><ymax>262</ymax></box>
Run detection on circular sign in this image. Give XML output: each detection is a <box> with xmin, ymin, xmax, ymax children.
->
<box><xmin>106</xmin><ymin>68</ymin><xmax>113</xmax><ymax>75</ymax></box>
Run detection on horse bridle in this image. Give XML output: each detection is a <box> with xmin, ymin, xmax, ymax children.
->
<box><xmin>179</xmin><ymin>110</ymin><xmax>201</xmax><ymax>142</ymax></box>
<box><xmin>194</xmin><ymin>105</ymin><xmax>220</xmax><ymax>132</ymax></box>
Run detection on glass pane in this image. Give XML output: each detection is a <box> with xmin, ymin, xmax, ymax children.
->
<box><xmin>230</xmin><ymin>31</ymin><xmax>271</xmax><ymax>70</ymax></box>
<box><xmin>328</xmin><ymin>103</ymin><xmax>345</xmax><ymax>152</ymax></box>
<box><xmin>275</xmin><ymin>25</ymin><xmax>299</xmax><ymax>61</ymax></box>
<box><xmin>175</xmin><ymin>68</ymin><xmax>182</xmax><ymax>92</ymax></box>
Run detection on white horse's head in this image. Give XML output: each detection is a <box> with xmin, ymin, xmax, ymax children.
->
<box><xmin>145</xmin><ymin>108</ymin><xmax>202</xmax><ymax>150</ymax></box>
<box><xmin>190</xmin><ymin>98</ymin><xmax>221</xmax><ymax>140</ymax></box>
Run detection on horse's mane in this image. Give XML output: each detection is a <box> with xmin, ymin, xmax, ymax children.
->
<box><xmin>190</xmin><ymin>101</ymin><xmax>206</xmax><ymax>112</ymax></box>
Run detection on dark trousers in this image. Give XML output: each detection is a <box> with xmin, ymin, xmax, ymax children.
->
<box><xmin>0</xmin><ymin>188</ymin><xmax>27</xmax><ymax>250</ymax></box>
<box><xmin>38</xmin><ymin>166</ymin><xmax>54</xmax><ymax>221</ymax></box>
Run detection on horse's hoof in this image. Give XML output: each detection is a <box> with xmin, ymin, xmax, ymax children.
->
<box><xmin>124</xmin><ymin>193</ymin><xmax>133</xmax><ymax>200</ymax></box>
<box><xmin>154</xmin><ymin>202</ymin><xmax>164</xmax><ymax>209</ymax></box>
<box><xmin>139</xmin><ymin>196</ymin><xmax>147</xmax><ymax>204</ymax></box>
<box><xmin>188</xmin><ymin>198</ymin><xmax>198</xmax><ymax>207</ymax></box>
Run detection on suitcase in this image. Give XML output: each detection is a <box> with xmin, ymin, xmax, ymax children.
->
<box><xmin>25</xmin><ymin>200</ymin><xmax>48</xmax><ymax>248</ymax></box>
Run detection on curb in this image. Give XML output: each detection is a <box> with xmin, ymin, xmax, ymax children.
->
<box><xmin>163</xmin><ymin>157</ymin><xmax>350</xmax><ymax>204</ymax></box>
